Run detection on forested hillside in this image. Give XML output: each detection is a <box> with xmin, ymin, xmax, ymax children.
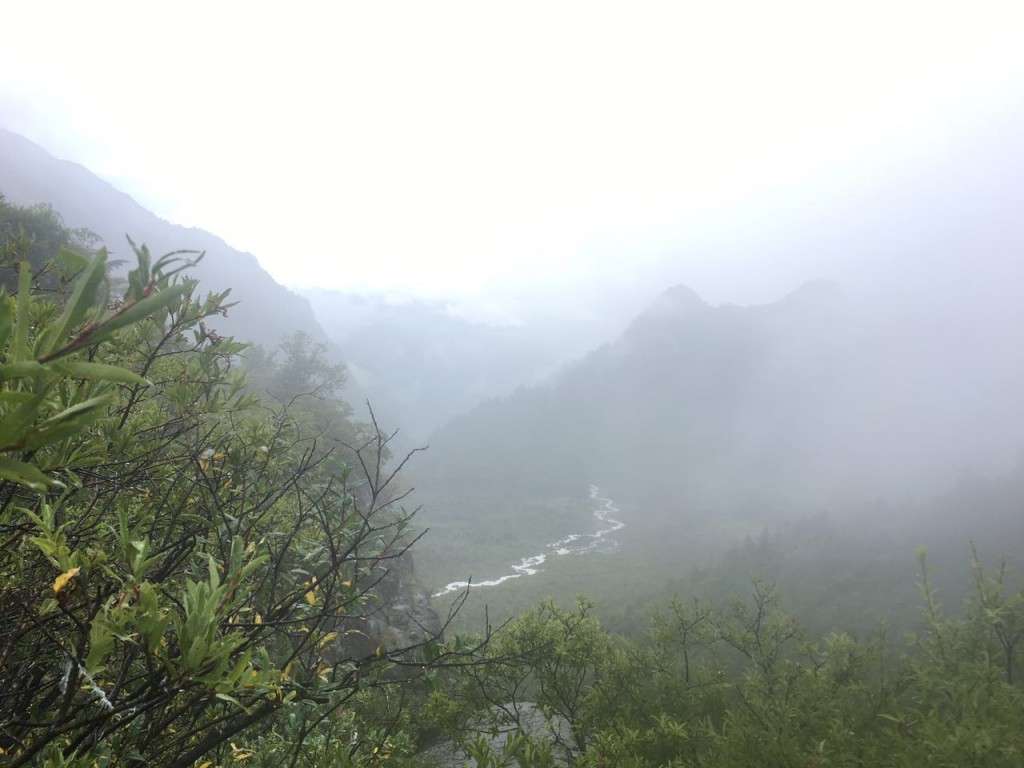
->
<box><xmin>419</xmin><ymin>280</ymin><xmax>1024</xmax><ymax>512</ymax></box>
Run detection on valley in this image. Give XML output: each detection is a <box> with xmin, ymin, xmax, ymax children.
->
<box><xmin>431</xmin><ymin>485</ymin><xmax>625</xmax><ymax>597</ymax></box>
<box><xmin>5</xmin><ymin>76</ymin><xmax>1024</xmax><ymax>763</ymax></box>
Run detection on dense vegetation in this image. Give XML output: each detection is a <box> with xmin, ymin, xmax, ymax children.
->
<box><xmin>426</xmin><ymin>560</ymin><xmax>1024</xmax><ymax>767</ymax></box>
<box><xmin>0</xmin><ymin>199</ymin><xmax>457</xmax><ymax>766</ymax></box>
<box><xmin>3</xmin><ymin>197</ymin><xmax>1024</xmax><ymax>767</ymax></box>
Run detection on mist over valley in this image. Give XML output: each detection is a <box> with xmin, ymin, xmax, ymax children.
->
<box><xmin>6</xmin><ymin>119</ymin><xmax>1024</xmax><ymax>633</ymax></box>
<box><xmin>4</xmin><ymin>9</ymin><xmax>1024</xmax><ymax>758</ymax></box>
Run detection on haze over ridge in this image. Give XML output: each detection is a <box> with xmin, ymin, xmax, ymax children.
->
<box><xmin>2</xmin><ymin>2</ymin><xmax>1022</xmax><ymax>329</ymax></box>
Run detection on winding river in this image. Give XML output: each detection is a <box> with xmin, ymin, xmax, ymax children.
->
<box><xmin>432</xmin><ymin>485</ymin><xmax>625</xmax><ymax>597</ymax></box>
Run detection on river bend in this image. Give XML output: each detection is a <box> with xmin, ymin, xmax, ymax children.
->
<box><xmin>432</xmin><ymin>485</ymin><xmax>624</xmax><ymax>597</ymax></box>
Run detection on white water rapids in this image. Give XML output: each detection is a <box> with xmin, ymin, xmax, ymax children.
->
<box><xmin>432</xmin><ymin>485</ymin><xmax>625</xmax><ymax>597</ymax></box>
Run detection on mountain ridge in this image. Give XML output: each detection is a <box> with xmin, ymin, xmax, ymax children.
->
<box><xmin>416</xmin><ymin>278</ymin><xmax>1024</xmax><ymax>515</ymax></box>
<box><xmin>0</xmin><ymin>126</ymin><xmax>324</xmax><ymax>347</ymax></box>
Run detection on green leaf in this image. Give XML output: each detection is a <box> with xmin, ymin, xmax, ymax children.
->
<box><xmin>36</xmin><ymin>394</ymin><xmax>113</xmax><ymax>427</ymax></box>
<box><xmin>0</xmin><ymin>292</ymin><xmax>13</xmax><ymax>354</ymax></box>
<box><xmin>0</xmin><ymin>389</ymin><xmax>50</xmax><ymax>451</ymax></box>
<box><xmin>0</xmin><ymin>391</ymin><xmax>35</xmax><ymax>404</ymax></box>
<box><xmin>21</xmin><ymin>394</ymin><xmax>113</xmax><ymax>451</ymax></box>
<box><xmin>0</xmin><ymin>456</ymin><xmax>52</xmax><ymax>490</ymax></box>
<box><xmin>138</xmin><ymin>612</ymin><xmax>170</xmax><ymax>652</ymax></box>
<box><xmin>223</xmin><ymin>649</ymin><xmax>253</xmax><ymax>687</ymax></box>
<box><xmin>38</xmin><ymin>278</ymin><xmax>192</xmax><ymax>364</ymax></box>
<box><xmin>44</xmin><ymin>249</ymin><xmax>109</xmax><ymax>357</ymax></box>
<box><xmin>151</xmin><ymin>248</ymin><xmax>203</xmax><ymax>282</ymax></box>
<box><xmin>106</xmin><ymin>282</ymin><xmax>192</xmax><ymax>334</ymax></box>
<box><xmin>125</xmin><ymin>238</ymin><xmax>152</xmax><ymax>300</ymax></box>
<box><xmin>0</xmin><ymin>361</ymin><xmax>51</xmax><ymax>381</ymax></box>
<box><xmin>86</xmin><ymin>619</ymin><xmax>117</xmax><ymax>673</ymax></box>
<box><xmin>13</xmin><ymin>261</ymin><xmax>31</xmax><ymax>363</ymax></box>
<box><xmin>197</xmin><ymin>654</ymin><xmax>232</xmax><ymax>684</ymax></box>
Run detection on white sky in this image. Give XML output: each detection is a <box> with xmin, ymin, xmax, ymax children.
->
<box><xmin>2</xmin><ymin>1</ymin><xmax>1023</xmax><ymax>318</ymax></box>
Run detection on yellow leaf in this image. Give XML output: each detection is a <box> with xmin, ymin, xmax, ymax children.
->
<box><xmin>254</xmin><ymin>614</ymin><xmax>263</xmax><ymax>625</ymax></box>
<box><xmin>305</xmin><ymin>590</ymin><xmax>316</xmax><ymax>606</ymax></box>
<box><xmin>230</xmin><ymin>743</ymin><xmax>252</xmax><ymax>760</ymax></box>
<box><xmin>198</xmin><ymin>762</ymin><xmax>213</xmax><ymax>768</ymax></box>
<box><xmin>318</xmin><ymin>632</ymin><xmax>339</xmax><ymax>647</ymax></box>
<box><xmin>53</xmin><ymin>567</ymin><xmax>81</xmax><ymax>595</ymax></box>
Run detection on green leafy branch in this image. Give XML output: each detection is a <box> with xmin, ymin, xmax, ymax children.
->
<box><xmin>0</xmin><ymin>246</ymin><xmax>200</xmax><ymax>489</ymax></box>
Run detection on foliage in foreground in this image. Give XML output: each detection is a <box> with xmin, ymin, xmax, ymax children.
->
<box><xmin>423</xmin><ymin>551</ymin><xmax>1024</xmax><ymax>768</ymax></box>
<box><xmin>0</xmin><ymin>206</ymin><xmax>453</xmax><ymax>767</ymax></box>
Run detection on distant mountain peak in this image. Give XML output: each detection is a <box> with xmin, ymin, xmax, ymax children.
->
<box><xmin>653</xmin><ymin>284</ymin><xmax>709</xmax><ymax>312</ymax></box>
<box><xmin>782</xmin><ymin>279</ymin><xmax>843</xmax><ymax>306</ymax></box>
<box><xmin>619</xmin><ymin>284</ymin><xmax>710</xmax><ymax>341</ymax></box>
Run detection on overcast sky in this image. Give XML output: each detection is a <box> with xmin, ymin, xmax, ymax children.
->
<box><xmin>2</xmin><ymin>1</ymin><xmax>1023</xmax><ymax>321</ymax></box>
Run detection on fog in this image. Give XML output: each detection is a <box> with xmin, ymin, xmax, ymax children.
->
<box><xmin>4</xmin><ymin>1</ymin><xmax>1024</xmax><ymax>639</ymax></box>
<box><xmin>3</xmin><ymin>3</ymin><xmax>1023</xmax><ymax>324</ymax></box>
<box><xmin>308</xmin><ymin>104</ymin><xmax>1024</xmax><ymax>462</ymax></box>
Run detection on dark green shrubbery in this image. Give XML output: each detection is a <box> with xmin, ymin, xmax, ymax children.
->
<box><xmin>424</xmin><ymin>557</ymin><xmax>1024</xmax><ymax>767</ymax></box>
<box><xmin>0</xmin><ymin>200</ymin><xmax>449</xmax><ymax>767</ymax></box>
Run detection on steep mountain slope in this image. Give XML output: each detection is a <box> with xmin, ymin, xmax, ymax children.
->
<box><xmin>301</xmin><ymin>289</ymin><xmax>604</xmax><ymax>441</ymax></box>
<box><xmin>0</xmin><ymin>127</ymin><xmax>323</xmax><ymax>347</ymax></box>
<box><xmin>417</xmin><ymin>280</ymin><xmax>1024</xmax><ymax>515</ymax></box>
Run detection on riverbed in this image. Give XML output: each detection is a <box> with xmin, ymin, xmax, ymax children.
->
<box><xmin>432</xmin><ymin>485</ymin><xmax>624</xmax><ymax>597</ymax></box>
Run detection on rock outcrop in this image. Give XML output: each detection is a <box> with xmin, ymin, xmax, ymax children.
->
<box><xmin>326</xmin><ymin>548</ymin><xmax>443</xmax><ymax>662</ymax></box>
